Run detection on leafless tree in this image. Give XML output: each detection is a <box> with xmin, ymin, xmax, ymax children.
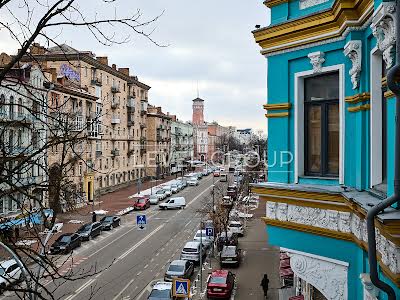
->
<box><xmin>0</xmin><ymin>0</ymin><xmax>163</xmax><ymax>299</ymax></box>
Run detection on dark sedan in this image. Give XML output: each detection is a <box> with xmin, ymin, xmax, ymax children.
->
<box><xmin>50</xmin><ymin>233</ymin><xmax>81</xmax><ymax>254</ymax></box>
<box><xmin>76</xmin><ymin>222</ymin><xmax>102</xmax><ymax>241</ymax></box>
<box><xmin>220</xmin><ymin>245</ymin><xmax>241</xmax><ymax>267</ymax></box>
<box><xmin>100</xmin><ymin>216</ymin><xmax>121</xmax><ymax>230</ymax></box>
<box><xmin>164</xmin><ymin>259</ymin><xmax>194</xmax><ymax>282</ymax></box>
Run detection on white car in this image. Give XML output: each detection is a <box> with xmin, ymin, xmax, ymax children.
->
<box><xmin>149</xmin><ymin>194</ymin><xmax>160</xmax><ymax>204</ymax></box>
<box><xmin>193</xmin><ymin>229</ymin><xmax>213</xmax><ymax>248</ymax></box>
<box><xmin>228</xmin><ymin>221</ymin><xmax>244</xmax><ymax>236</ymax></box>
<box><xmin>170</xmin><ymin>184</ymin><xmax>179</xmax><ymax>194</ymax></box>
<box><xmin>159</xmin><ymin>197</ymin><xmax>186</xmax><ymax>210</ymax></box>
<box><xmin>155</xmin><ymin>189</ymin><xmax>168</xmax><ymax>200</ymax></box>
<box><xmin>0</xmin><ymin>259</ymin><xmax>23</xmax><ymax>290</ymax></box>
<box><xmin>148</xmin><ymin>281</ymin><xmax>172</xmax><ymax>299</ymax></box>
<box><xmin>162</xmin><ymin>186</ymin><xmax>173</xmax><ymax>196</ymax></box>
<box><xmin>187</xmin><ymin>177</ymin><xmax>199</xmax><ymax>186</ymax></box>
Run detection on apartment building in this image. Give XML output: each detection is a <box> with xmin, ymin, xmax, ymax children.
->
<box><xmin>170</xmin><ymin>116</ymin><xmax>194</xmax><ymax>174</ymax></box>
<box><xmin>0</xmin><ymin>64</ymin><xmax>47</xmax><ymax>218</ymax></box>
<box><xmin>207</xmin><ymin>122</ymin><xmax>233</xmax><ymax>163</ymax></box>
<box><xmin>23</xmin><ymin>43</ymin><xmax>151</xmax><ymax>197</ymax></box>
<box><xmin>146</xmin><ymin>105</ymin><xmax>171</xmax><ymax>179</ymax></box>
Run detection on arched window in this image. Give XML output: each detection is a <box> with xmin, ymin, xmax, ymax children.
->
<box><xmin>17</xmin><ymin>98</ymin><xmax>23</xmax><ymax>116</ymax></box>
<box><xmin>0</xmin><ymin>94</ymin><xmax>5</xmax><ymax>116</ymax></box>
<box><xmin>9</xmin><ymin>96</ymin><xmax>14</xmax><ymax>119</ymax></box>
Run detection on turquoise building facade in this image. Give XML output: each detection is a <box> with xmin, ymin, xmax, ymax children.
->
<box><xmin>252</xmin><ymin>0</ymin><xmax>400</xmax><ymax>298</ymax></box>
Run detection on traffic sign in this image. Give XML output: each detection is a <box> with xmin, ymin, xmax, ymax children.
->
<box><xmin>136</xmin><ymin>214</ymin><xmax>147</xmax><ymax>230</ymax></box>
<box><xmin>205</xmin><ymin>227</ymin><xmax>214</xmax><ymax>237</ymax></box>
<box><xmin>173</xmin><ymin>278</ymin><xmax>190</xmax><ymax>298</ymax></box>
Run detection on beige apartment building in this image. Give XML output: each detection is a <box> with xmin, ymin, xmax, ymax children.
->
<box><xmin>24</xmin><ymin>43</ymin><xmax>150</xmax><ymax>198</ymax></box>
<box><xmin>146</xmin><ymin>105</ymin><xmax>171</xmax><ymax>179</ymax></box>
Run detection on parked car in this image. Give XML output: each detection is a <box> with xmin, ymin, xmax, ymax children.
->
<box><xmin>76</xmin><ymin>222</ymin><xmax>102</xmax><ymax>241</ymax></box>
<box><xmin>163</xmin><ymin>186</ymin><xmax>173</xmax><ymax>197</ymax></box>
<box><xmin>159</xmin><ymin>197</ymin><xmax>186</xmax><ymax>210</ymax></box>
<box><xmin>222</xmin><ymin>196</ymin><xmax>234</xmax><ymax>208</ymax></box>
<box><xmin>170</xmin><ymin>184</ymin><xmax>179</xmax><ymax>194</ymax></box>
<box><xmin>228</xmin><ymin>221</ymin><xmax>244</xmax><ymax>236</ymax></box>
<box><xmin>220</xmin><ymin>246</ymin><xmax>241</xmax><ymax>267</ymax></box>
<box><xmin>178</xmin><ymin>178</ymin><xmax>187</xmax><ymax>188</ymax></box>
<box><xmin>149</xmin><ymin>194</ymin><xmax>161</xmax><ymax>205</ymax></box>
<box><xmin>164</xmin><ymin>260</ymin><xmax>194</xmax><ymax>282</ymax></box>
<box><xmin>100</xmin><ymin>215</ymin><xmax>121</xmax><ymax>230</ymax></box>
<box><xmin>176</xmin><ymin>181</ymin><xmax>184</xmax><ymax>191</ymax></box>
<box><xmin>180</xmin><ymin>241</ymin><xmax>206</xmax><ymax>263</ymax></box>
<box><xmin>0</xmin><ymin>259</ymin><xmax>23</xmax><ymax>291</ymax></box>
<box><xmin>147</xmin><ymin>281</ymin><xmax>172</xmax><ymax>300</ymax></box>
<box><xmin>193</xmin><ymin>229</ymin><xmax>213</xmax><ymax>249</ymax></box>
<box><xmin>196</xmin><ymin>172</ymin><xmax>203</xmax><ymax>179</ymax></box>
<box><xmin>217</xmin><ymin>232</ymin><xmax>238</xmax><ymax>252</ymax></box>
<box><xmin>220</xmin><ymin>173</ymin><xmax>228</xmax><ymax>182</ymax></box>
<box><xmin>50</xmin><ymin>233</ymin><xmax>82</xmax><ymax>254</ymax></box>
<box><xmin>134</xmin><ymin>197</ymin><xmax>151</xmax><ymax>210</ymax></box>
<box><xmin>187</xmin><ymin>177</ymin><xmax>199</xmax><ymax>186</ymax></box>
<box><xmin>156</xmin><ymin>189</ymin><xmax>168</xmax><ymax>200</ymax></box>
<box><xmin>206</xmin><ymin>270</ymin><xmax>235</xmax><ymax>299</ymax></box>
<box><xmin>202</xmin><ymin>169</ymin><xmax>208</xmax><ymax>176</ymax></box>
<box><xmin>213</xmin><ymin>170</ymin><xmax>220</xmax><ymax>177</ymax></box>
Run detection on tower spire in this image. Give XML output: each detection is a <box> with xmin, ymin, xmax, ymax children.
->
<box><xmin>197</xmin><ymin>80</ymin><xmax>199</xmax><ymax>98</ymax></box>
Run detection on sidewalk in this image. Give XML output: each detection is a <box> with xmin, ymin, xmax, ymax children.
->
<box><xmin>191</xmin><ymin>203</ymin><xmax>280</xmax><ymax>300</ymax></box>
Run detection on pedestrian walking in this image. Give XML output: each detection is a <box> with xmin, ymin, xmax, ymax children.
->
<box><xmin>260</xmin><ymin>273</ymin><xmax>269</xmax><ymax>299</ymax></box>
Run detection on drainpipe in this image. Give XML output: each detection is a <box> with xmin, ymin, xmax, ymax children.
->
<box><xmin>366</xmin><ymin>1</ymin><xmax>400</xmax><ymax>299</ymax></box>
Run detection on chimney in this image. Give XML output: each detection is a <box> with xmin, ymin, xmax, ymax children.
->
<box><xmin>118</xmin><ymin>68</ymin><xmax>130</xmax><ymax>76</ymax></box>
<box><xmin>112</xmin><ymin>64</ymin><xmax>116</xmax><ymax>70</ymax></box>
<box><xmin>30</xmin><ymin>43</ymin><xmax>46</xmax><ymax>55</ymax></box>
<box><xmin>97</xmin><ymin>56</ymin><xmax>108</xmax><ymax>66</ymax></box>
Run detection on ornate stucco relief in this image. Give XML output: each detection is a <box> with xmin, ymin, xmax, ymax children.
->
<box><xmin>265</xmin><ymin>201</ymin><xmax>400</xmax><ymax>274</ymax></box>
<box><xmin>360</xmin><ymin>273</ymin><xmax>380</xmax><ymax>300</ymax></box>
<box><xmin>299</xmin><ymin>0</ymin><xmax>329</xmax><ymax>10</ymax></box>
<box><xmin>344</xmin><ymin>40</ymin><xmax>362</xmax><ymax>89</ymax></box>
<box><xmin>288</xmin><ymin>252</ymin><xmax>348</xmax><ymax>300</ymax></box>
<box><xmin>308</xmin><ymin>51</ymin><xmax>325</xmax><ymax>73</ymax></box>
<box><xmin>371</xmin><ymin>2</ymin><xmax>396</xmax><ymax>69</ymax></box>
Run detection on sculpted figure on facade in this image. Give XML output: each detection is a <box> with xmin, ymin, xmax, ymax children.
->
<box><xmin>266</xmin><ymin>201</ymin><xmax>277</xmax><ymax>220</ymax></box>
<box><xmin>338</xmin><ymin>212</ymin><xmax>351</xmax><ymax>233</ymax></box>
<box><xmin>344</xmin><ymin>40</ymin><xmax>362</xmax><ymax>89</ymax></box>
<box><xmin>371</xmin><ymin>2</ymin><xmax>396</xmax><ymax>68</ymax></box>
<box><xmin>308</xmin><ymin>51</ymin><xmax>325</xmax><ymax>73</ymax></box>
<box><xmin>277</xmin><ymin>202</ymin><xmax>288</xmax><ymax>221</ymax></box>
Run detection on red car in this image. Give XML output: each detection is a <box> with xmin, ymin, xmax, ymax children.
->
<box><xmin>206</xmin><ymin>270</ymin><xmax>235</xmax><ymax>299</ymax></box>
<box><xmin>133</xmin><ymin>197</ymin><xmax>150</xmax><ymax>210</ymax></box>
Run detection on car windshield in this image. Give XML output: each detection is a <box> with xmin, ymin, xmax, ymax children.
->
<box><xmin>149</xmin><ymin>289</ymin><xmax>170</xmax><ymax>298</ymax></box>
<box><xmin>222</xmin><ymin>246</ymin><xmax>237</xmax><ymax>255</ymax></box>
<box><xmin>171</xmin><ymin>185</ymin><xmax>177</xmax><ymax>188</ymax></box>
<box><xmin>58</xmin><ymin>235</ymin><xmax>71</xmax><ymax>243</ymax></box>
<box><xmin>195</xmin><ymin>232</ymin><xmax>206</xmax><ymax>238</ymax></box>
<box><xmin>137</xmin><ymin>199</ymin><xmax>146</xmax><ymax>204</ymax></box>
<box><xmin>150</xmin><ymin>195</ymin><xmax>158</xmax><ymax>199</ymax></box>
<box><xmin>78</xmin><ymin>224</ymin><xmax>91</xmax><ymax>232</ymax></box>
<box><xmin>210</xmin><ymin>276</ymin><xmax>227</xmax><ymax>284</ymax></box>
<box><xmin>190</xmin><ymin>177</ymin><xmax>197</xmax><ymax>180</ymax></box>
<box><xmin>229</xmin><ymin>223</ymin><xmax>242</xmax><ymax>228</ymax></box>
<box><xmin>168</xmin><ymin>264</ymin><xmax>184</xmax><ymax>272</ymax></box>
<box><xmin>103</xmin><ymin>217</ymin><xmax>113</xmax><ymax>222</ymax></box>
<box><xmin>156</xmin><ymin>190</ymin><xmax>164</xmax><ymax>194</ymax></box>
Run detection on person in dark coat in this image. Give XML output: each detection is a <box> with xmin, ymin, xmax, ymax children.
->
<box><xmin>260</xmin><ymin>273</ymin><xmax>269</xmax><ymax>299</ymax></box>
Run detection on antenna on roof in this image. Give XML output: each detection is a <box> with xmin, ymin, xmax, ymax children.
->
<box><xmin>197</xmin><ymin>80</ymin><xmax>199</xmax><ymax>98</ymax></box>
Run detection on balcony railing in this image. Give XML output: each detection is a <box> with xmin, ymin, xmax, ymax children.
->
<box><xmin>127</xmin><ymin>98</ymin><xmax>135</xmax><ymax>109</ymax></box>
<box><xmin>111</xmin><ymin>116</ymin><xmax>121</xmax><ymax>125</ymax></box>
<box><xmin>111</xmin><ymin>85</ymin><xmax>120</xmax><ymax>93</ymax></box>
<box><xmin>111</xmin><ymin>149</ymin><xmax>120</xmax><ymax>157</ymax></box>
<box><xmin>127</xmin><ymin>120</ymin><xmax>135</xmax><ymax>127</ymax></box>
<box><xmin>0</xmin><ymin>112</ymin><xmax>34</xmax><ymax>124</ymax></box>
<box><xmin>91</xmin><ymin>78</ymin><xmax>102</xmax><ymax>86</ymax></box>
<box><xmin>71</xmin><ymin>114</ymin><xmax>84</xmax><ymax>131</ymax></box>
<box><xmin>111</xmin><ymin>100</ymin><xmax>119</xmax><ymax>109</ymax></box>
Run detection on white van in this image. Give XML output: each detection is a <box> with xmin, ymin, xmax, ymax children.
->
<box><xmin>180</xmin><ymin>241</ymin><xmax>206</xmax><ymax>262</ymax></box>
<box><xmin>220</xmin><ymin>173</ymin><xmax>228</xmax><ymax>182</ymax></box>
<box><xmin>159</xmin><ymin>197</ymin><xmax>186</xmax><ymax>210</ymax></box>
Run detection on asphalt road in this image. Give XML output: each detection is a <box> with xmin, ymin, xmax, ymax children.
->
<box><xmin>1</xmin><ymin>174</ymin><xmax>218</xmax><ymax>300</ymax></box>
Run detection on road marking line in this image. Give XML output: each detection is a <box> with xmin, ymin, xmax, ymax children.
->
<box><xmin>137</xmin><ymin>271</ymin><xmax>142</xmax><ymax>276</ymax></box>
<box><xmin>112</xmin><ymin>277</ymin><xmax>136</xmax><ymax>300</ymax></box>
<box><xmin>117</xmin><ymin>224</ymin><xmax>164</xmax><ymax>261</ymax></box>
<box><xmin>64</xmin><ymin>278</ymin><xmax>96</xmax><ymax>300</ymax></box>
<box><xmin>144</xmin><ymin>264</ymin><xmax>148</xmax><ymax>269</ymax></box>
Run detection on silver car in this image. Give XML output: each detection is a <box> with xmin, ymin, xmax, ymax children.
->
<box><xmin>164</xmin><ymin>260</ymin><xmax>194</xmax><ymax>282</ymax></box>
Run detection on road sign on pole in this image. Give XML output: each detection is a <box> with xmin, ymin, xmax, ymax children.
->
<box><xmin>206</xmin><ymin>227</ymin><xmax>214</xmax><ymax>237</ymax></box>
<box><xmin>173</xmin><ymin>278</ymin><xmax>190</xmax><ymax>298</ymax></box>
<box><xmin>136</xmin><ymin>214</ymin><xmax>147</xmax><ymax>230</ymax></box>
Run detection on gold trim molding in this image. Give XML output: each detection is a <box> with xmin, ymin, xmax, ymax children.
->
<box><xmin>263</xmin><ymin>103</ymin><xmax>292</xmax><ymax>111</ymax></box>
<box><xmin>347</xmin><ymin>104</ymin><xmax>370</xmax><ymax>112</ymax></box>
<box><xmin>253</xmin><ymin>0</ymin><xmax>373</xmax><ymax>55</ymax></box>
<box><xmin>265</xmin><ymin>112</ymin><xmax>289</xmax><ymax>118</ymax></box>
<box><xmin>384</xmin><ymin>90</ymin><xmax>395</xmax><ymax>99</ymax></box>
<box><xmin>345</xmin><ymin>92</ymin><xmax>370</xmax><ymax>104</ymax></box>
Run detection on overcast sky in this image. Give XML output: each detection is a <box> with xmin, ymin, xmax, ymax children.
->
<box><xmin>1</xmin><ymin>0</ymin><xmax>269</xmax><ymax>132</ymax></box>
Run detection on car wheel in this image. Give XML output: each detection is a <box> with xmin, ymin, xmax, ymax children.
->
<box><xmin>0</xmin><ymin>283</ymin><xmax>6</xmax><ymax>294</ymax></box>
<box><xmin>117</xmin><ymin>221</ymin><xmax>121</xmax><ymax>226</ymax></box>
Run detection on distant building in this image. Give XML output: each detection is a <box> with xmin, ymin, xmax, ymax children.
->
<box><xmin>0</xmin><ymin>65</ymin><xmax>47</xmax><ymax>217</ymax></box>
<box><xmin>192</xmin><ymin>97</ymin><xmax>208</xmax><ymax>162</ymax></box>
<box><xmin>235</xmin><ymin>128</ymin><xmax>253</xmax><ymax>146</ymax></box>
<box><xmin>170</xmin><ymin>116</ymin><xmax>194</xmax><ymax>174</ymax></box>
<box><xmin>146</xmin><ymin>105</ymin><xmax>171</xmax><ymax>179</ymax></box>
<box><xmin>208</xmin><ymin>122</ymin><xmax>232</xmax><ymax>163</ymax></box>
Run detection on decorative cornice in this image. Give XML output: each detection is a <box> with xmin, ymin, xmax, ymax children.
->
<box><xmin>265</xmin><ymin>112</ymin><xmax>290</xmax><ymax>118</ymax></box>
<box><xmin>263</xmin><ymin>103</ymin><xmax>292</xmax><ymax>110</ymax></box>
<box><xmin>384</xmin><ymin>90</ymin><xmax>395</xmax><ymax>99</ymax></box>
<box><xmin>347</xmin><ymin>103</ymin><xmax>370</xmax><ymax>112</ymax></box>
<box><xmin>345</xmin><ymin>92</ymin><xmax>370</xmax><ymax>104</ymax></box>
<box><xmin>253</xmin><ymin>0</ymin><xmax>374</xmax><ymax>55</ymax></box>
<box><xmin>382</xmin><ymin>76</ymin><xmax>387</xmax><ymax>87</ymax></box>
<box><xmin>263</xmin><ymin>0</ymin><xmax>287</xmax><ymax>8</ymax></box>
